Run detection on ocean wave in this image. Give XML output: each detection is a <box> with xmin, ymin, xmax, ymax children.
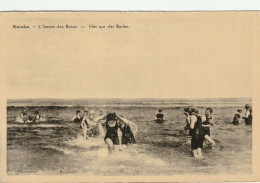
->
<box><xmin>41</xmin><ymin>145</ymin><xmax>74</xmax><ymax>155</ymax></box>
<box><xmin>7</xmin><ymin>123</ymin><xmax>63</xmax><ymax>128</ymax></box>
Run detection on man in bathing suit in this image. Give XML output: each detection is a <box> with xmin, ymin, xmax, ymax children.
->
<box><xmin>201</xmin><ymin>108</ymin><xmax>216</xmax><ymax>145</ymax></box>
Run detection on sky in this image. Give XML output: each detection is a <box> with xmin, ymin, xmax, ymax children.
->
<box><xmin>5</xmin><ymin>12</ymin><xmax>254</xmax><ymax>99</ymax></box>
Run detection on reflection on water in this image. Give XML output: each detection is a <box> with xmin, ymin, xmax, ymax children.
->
<box><xmin>7</xmin><ymin>99</ymin><xmax>252</xmax><ymax>175</ymax></box>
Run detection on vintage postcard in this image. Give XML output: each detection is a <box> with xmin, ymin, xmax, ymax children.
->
<box><xmin>0</xmin><ymin>12</ymin><xmax>260</xmax><ymax>182</ymax></box>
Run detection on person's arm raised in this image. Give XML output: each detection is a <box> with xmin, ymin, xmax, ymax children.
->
<box><xmin>118</xmin><ymin>116</ymin><xmax>138</xmax><ymax>132</ymax></box>
<box><xmin>94</xmin><ymin>114</ymin><xmax>106</xmax><ymax>122</ymax></box>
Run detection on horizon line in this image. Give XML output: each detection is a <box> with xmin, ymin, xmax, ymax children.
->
<box><xmin>7</xmin><ymin>96</ymin><xmax>252</xmax><ymax>100</ymax></box>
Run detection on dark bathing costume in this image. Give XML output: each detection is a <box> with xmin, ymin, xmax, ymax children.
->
<box><xmin>156</xmin><ymin>113</ymin><xmax>164</xmax><ymax>122</ymax></box>
<box><xmin>202</xmin><ymin>115</ymin><xmax>212</xmax><ymax>136</ymax></box>
<box><xmin>232</xmin><ymin>113</ymin><xmax>240</xmax><ymax>125</ymax></box>
<box><xmin>74</xmin><ymin>117</ymin><xmax>82</xmax><ymax>123</ymax></box>
<box><xmin>105</xmin><ymin>121</ymin><xmax>119</xmax><ymax>145</ymax></box>
<box><xmin>245</xmin><ymin>109</ymin><xmax>252</xmax><ymax>125</ymax></box>
<box><xmin>119</xmin><ymin>124</ymin><xmax>136</xmax><ymax>145</ymax></box>
<box><xmin>190</xmin><ymin>114</ymin><xmax>204</xmax><ymax>149</ymax></box>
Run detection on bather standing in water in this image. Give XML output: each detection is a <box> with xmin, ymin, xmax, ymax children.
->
<box><xmin>81</xmin><ymin>108</ymin><xmax>90</xmax><ymax>139</ymax></box>
<box><xmin>189</xmin><ymin>108</ymin><xmax>204</xmax><ymax>158</ymax></box>
<box><xmin>201</xmin><ymin>108</ymin><xmax>216</xmax><ymax>145</ymax></box>
<box><xmin>100</xmin><ymin>113</ymin><xmax>121</xmax><ymax>154</ymax></box>
<box><xmin>243</xmin><ymin>104</ymin><xmax>252</xmax><ymax>125</ymax></box>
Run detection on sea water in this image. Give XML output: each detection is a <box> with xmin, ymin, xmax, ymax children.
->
<box><xmin>7</xmin><ymin>98</ymin><xmax>252</xmax><ymax>175</ymax></box>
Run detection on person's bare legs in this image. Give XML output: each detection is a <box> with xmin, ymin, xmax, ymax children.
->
<box><xmin>105</xmin><ymin>138</ymin><xmax>114</xmax><ymax>155</ymax></box>
<box><xmin>83</xmin><ymin>127</ymin><xmax>87</xmax><ymax>140</ymax></box>
<box><xmin>192</xmin><ymin>149</ymin><xmax>199</xmax><ymax>158</ymax></box>
<box><xmin>204</xmin><ymin>135</ymin><xmax>215</xmax><ymax>145</ymax></box>
<box><xmin>197</xmin><ymin>148</ymin><xmax>203</xmax><ymax>158</ymax></box>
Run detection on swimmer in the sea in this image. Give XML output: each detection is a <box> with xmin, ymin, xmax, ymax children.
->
<box><xmin>156</xmin><ymin>109</ymin><xmax>164</xmax><ymax>122</ymax></box>
<box><xmin>25</xmin><ymin>115</ymin><xmax>34</xmax><ymax>123</ymax></box>
<box><xmin>232</xmin><ymin>109</ymin><xmax>242</xmax><ymax>125</ymax></box>
<box><xmin>34</xmin><ymin>111</ymin><xmax>41</xmax><ymax>122</ymax></box>
<box><xmin>189</xmin><ymin>108</ymin><xmax>204</xmax><ymax>158</ymax></box>
<box><xmin>20</xmin><ymin>110</ymin><xmax>28</xmax><ymax>122</ymax></box>
<box><xmin>243</xmin><ymin>104</ymin><xmax>252</xmax><ymax>125</ymax></box>
<box><xmin>118</xmin><ymin>115</ymin><xmax>137</xmax><ymax>145</ymax></box>
<box><xmin>72</xmin><ymin>110</ymin><xmax>82</xmax><ymax>123</ymax></box>
<box><xmin>201</xmin><ymin>108</ymin><xmax>216</xmax><ymax>145</ymax></box>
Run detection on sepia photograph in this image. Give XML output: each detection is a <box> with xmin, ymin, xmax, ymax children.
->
<box><xmin>0</xmin><ymin>11</ymin><xmax>259</xmax><ymax>182</ymax></box>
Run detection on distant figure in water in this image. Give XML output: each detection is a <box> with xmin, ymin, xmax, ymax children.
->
<box><xmin>189</xmin><ymin>108</ymin><xmax>204</xmax><ymax>158</ymax></box>
<box><xmin>243</xmin><ymin>104</ymin><xmax>252</xmax><ymax>125</ymax></box>
<box><xmin>232</xmin><ymin>109</ymin><xmax>242</xmax><ymax>125</ymax></box>
<box><xmin>201</xmin><ymin>108</ymin><xmax>216</xmax><ymax>145</ymax></box>
<box><xmin>34</xmin><ymin>111</ymin><xmax>41</xmax><ymax>122</ymax></box>
<box><xmin>72</xmin><ymin>110</ymin><xmax>82</xmax><ymax>123</ymax></box>
<box><xmin>25</xmin><ymin>115</ymin><xmax>34</xmax><ymax>123</ymax></box>
<box><xmin>20</xmin><ymin>110</ymin><xmax>28</xmax><ymax>122</ymax></box>
<box><xmin>118</xmin><ymin>115</ymin><xmax>137</xmax><ymax>145</ymax></box>
<box><xmin>156</xmin><ymin>109</ymin><xmax>164</xmax><ymax>122</ymax></box>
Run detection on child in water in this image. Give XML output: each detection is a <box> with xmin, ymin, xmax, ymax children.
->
<box><xmin>156</xmin><ymin>109</ymin><xmax>164</xmax><ymax>122</ymax></box>
<box><xmin>232</xmin><ymin>109</ymin><xmax>242</xmax><ymax>125</ymax></box>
